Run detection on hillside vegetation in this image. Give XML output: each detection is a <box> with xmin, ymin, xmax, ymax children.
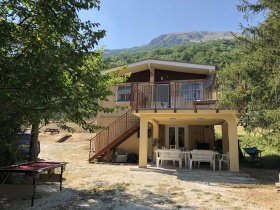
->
<box><xmin>103</xmin><ymin>39</ymin><xmax>241</xmax><ymax>70</ymax></box>
<box><xmin>104</xmin><ymin>31</ymin><xmax>237</xmax><ymax>57</ymax></box>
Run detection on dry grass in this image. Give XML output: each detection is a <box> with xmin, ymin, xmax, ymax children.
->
<box><xmin>1</xmin><ymin>130</ymin><xmax>280</xmax><ymax>209</ymax></box>
<box><xmin>41</xmin><ymin>131</ymin><xmax>280</xmax><ymax>210</ymax></box>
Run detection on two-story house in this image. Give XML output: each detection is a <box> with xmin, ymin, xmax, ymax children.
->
<box><xmin>89</xmin><ymin>58</ymin><xmax>239</xmax><ymax>172</ymax></box>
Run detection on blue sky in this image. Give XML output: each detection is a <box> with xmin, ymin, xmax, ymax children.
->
<box><xmin>79</xmin><ymin>0</ymin><xmax>265</xmax><ymax>49</ymax></box>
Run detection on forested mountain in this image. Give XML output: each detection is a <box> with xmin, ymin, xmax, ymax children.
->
<box><xmin>103</xmin><ymin>39</ymin><xmax>242</xmax><ymax>70</ymax></box>
<box><xmin>103</xmin><ymin>31</ymin><xmax>238</xmax><ymax>58</ymax></box>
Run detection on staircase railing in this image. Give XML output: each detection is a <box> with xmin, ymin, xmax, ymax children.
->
<box><xmin>89</xmin><ymin>109</ymin><xmax>139</xmax><ymax>160</ymax></box>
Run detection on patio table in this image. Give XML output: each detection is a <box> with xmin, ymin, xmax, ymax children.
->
<box><xmin>0</xmin><ymin>161</ymin><xmax>67</xmax><ymax>206</ymax></box>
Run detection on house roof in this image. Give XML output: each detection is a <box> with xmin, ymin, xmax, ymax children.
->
<box><xmin>103</xmin><ymin>58</ymin><xmax>216</xmax><ymax>75</ymax></box>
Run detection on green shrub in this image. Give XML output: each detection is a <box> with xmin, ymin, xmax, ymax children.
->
<box><xmin>239</xmin><ymin>133</ymin><xmax>280</xmax><ymax>169</ymax></box>
<box><xmin>0</xmin><ymin>141</ymin><xmax>17</xmax><ymax>167</ymax></box>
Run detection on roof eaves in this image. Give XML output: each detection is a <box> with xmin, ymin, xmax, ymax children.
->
<box><xmin>102</xmin><ymin>58</ymin><xmax>216</xmax><ymax>74</ymax></box>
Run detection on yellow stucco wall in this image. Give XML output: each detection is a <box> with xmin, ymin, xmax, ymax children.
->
<box><xmin>225</xmin><ymin>117</ymin><xmax>239</xmax><ymax>171</ymax></box>
<box><xmin>117</xmin><ymin>131</ymin><xmax>153</xmax><ymax>158</ymax></box>
<box><xmin>97</xmin><ymin>117</ymin><xmax>118</xmax><ymax>127</ymax></box>
<box><xmin>222</xmin><ymin>121</ymin><xmax>229</xmax><ymax>153</ymax></box>
<box><xmin>97</xmin><ymin>86</ymin><xmax>130</xmax><ymax>120</ymax></box>
<box><xmin>139</xmin><ymin>117</ymin><xmax>149</xmax><ymax>167</ymax></box>
<box><xmin>117</xmin><ymin>133</ymin><xmax>139</xmax><ymax>154</ymax></box>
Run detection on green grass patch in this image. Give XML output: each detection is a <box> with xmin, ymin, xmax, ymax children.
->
<box><xmin>191</xmin><ymin>188</ymin><xmax>202</xmax><ymax>193</ymax></box>
<box><xmin>216</xmin><ymin>126</ymin><xmax>280</xmax><ymax>169</ymax></box>
<box><xmin>239</xmin><ymin>133</ymin><xmax>280</xmax><ymax>169</ymax></box>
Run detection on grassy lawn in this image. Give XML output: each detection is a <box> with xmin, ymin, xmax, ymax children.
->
<box><xmin>215</xmin><ymin>126</ymin><xmax>280</xmax><ymax>169</ymax></box>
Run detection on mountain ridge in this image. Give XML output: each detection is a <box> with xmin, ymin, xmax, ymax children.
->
<box><xmin>149</xmin><ymin>31</ymin><xmax>234</xmax><ymax>46</ymax></box>
<box><xmin>104</xmin><ymin>31</ymin><xmax>237</xmax><ymax>57</ymax></box>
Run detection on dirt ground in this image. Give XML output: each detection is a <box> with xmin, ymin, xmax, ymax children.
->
<box><xmin>1</xmin><ymin>130</ymin><xmax>280</xmax><ymax>210</ymax></box>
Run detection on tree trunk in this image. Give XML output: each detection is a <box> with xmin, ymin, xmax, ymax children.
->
<box><xmin>28</xmin><ymin>122</ymin><xmax>40</xmax><ymax>162</ymax></box>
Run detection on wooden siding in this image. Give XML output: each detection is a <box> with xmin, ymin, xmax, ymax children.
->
<box><xmin>155</xmin><ymin>69</ymin><xmax>207</xmax><ymax>82</ymax></box>
<box><xmin>158</xmin><ymin>125</ymin><xmax>165</xmax><ymax>148</ymax></box>
<box><xmin>188</xmin><ymin>125</ymin><xmax>215</xmax><ymax>150</ymax></box>
<box><xmin>126</xmin><ymin>70</ymin><xmax>150</xmax><ymax>83</ymax></box>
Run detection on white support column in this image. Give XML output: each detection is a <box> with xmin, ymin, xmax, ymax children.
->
<box><xmin>226</xmin><ymin>116</ymin><xmax>239</xmax><ymax>172</ymax></box>
<box><xmin>139</xmin><ymin>117</ymin><xmax>149</xmax><ymax>168</ymax></box>
<box><xmin>150</xmin><ymin>120</ymin><xmax>159</xmax><ymax>162</ymax></box>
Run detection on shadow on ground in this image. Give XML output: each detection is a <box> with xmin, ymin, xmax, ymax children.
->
<box><xmin>1</xmin><ymin>160</ymin><xmax>279</xmax><ymax>209</ymax></box>
<box><xmin>241</xmin><ymin>154</ymin><xmax>280</xmax><ymax>169</ymax></box>
<box><xmin>130</xmin><ymin>160</ymin><xmax>279</xmax><ymax>185</ymax></box>
<box><xmin>239</xmin><ymin>157</ymin><xmax>280</xmax><ymax>184</ymax></box>
<box><xmin>0</xmin><ymin>182</ymin><xmax>198</xmax><ymax>210</ymax></box>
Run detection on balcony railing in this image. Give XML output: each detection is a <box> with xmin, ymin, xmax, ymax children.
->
<box><xmin>131</xmin><ymin>81</ymin><xmax>219</xmax><ymax>112</ymax></box>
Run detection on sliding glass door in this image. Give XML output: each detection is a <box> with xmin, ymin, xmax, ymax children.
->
<box><xmin>155</xmin><ymin>84</ymin><xmax>170</xmax><ymax>108</ymax></box>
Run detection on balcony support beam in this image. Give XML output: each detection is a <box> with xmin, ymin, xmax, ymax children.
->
<box><xmin>226</xmin><ymin>116</ymin><xmax>239</xmax><ymax>172</ymax></box>
<box><xmin>139</xmin><ymin>117</ymin><xmax>149</xmax><ymax>168</ymax></box>
<box><xmin>174</xmin><ymin>82</ymin><xmax>177</xmax><ymax>113</ymax></box>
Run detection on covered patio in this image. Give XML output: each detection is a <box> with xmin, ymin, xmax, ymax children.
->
<box><xmin>134</xmin><ymin>110</ymin><xmax>239</xmax><ymax>172</ymax></box>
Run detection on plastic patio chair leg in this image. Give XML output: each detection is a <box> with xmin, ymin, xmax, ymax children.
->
<box><xmin>156</xmin><ymin>158</ymin><xmax>160</xmax><ymax>168</ymax></box>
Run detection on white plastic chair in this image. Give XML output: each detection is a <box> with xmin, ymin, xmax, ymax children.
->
<box><xmin>169</xmin><ymin>145</ymin><xmax>176</xmax><ymax>149</ymax></box>
<box><xmin>115</xmin><ymin>149</ymin><xmax>128</xmax><ymax>163</ymax></box>
<box><xmin>155</xmin><ymin>149</ymin><xmax>182</xmax><ymax>169</ymax></box>
<box><xmin>218</xmin><ymin>152</ymin><xmax>230</xmax><ymax>171</ymax></box>
<box><xmin>189</xmin><ymin>150</ymin><xmax>217</xmax><ymax>171</ymax></box>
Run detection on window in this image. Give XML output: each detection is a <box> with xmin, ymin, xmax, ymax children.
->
<box><xmin>155</xmin><ymin>84</ymin><xmax>170</xmax><ymax>107</ymax></box>
<box><xmin>166</xmin><ymin>126</ymin><xmax>185</xmax><ymax>149</ymax></box>
<box><xmin>179</xmin><ymin>82</ymin><xmax>202</xmax><ymax>100</ymax></box>
<box><xmin>116</xmin><ymin>85</ymin><xmax>131</xmax><ymax>102</ymax></box>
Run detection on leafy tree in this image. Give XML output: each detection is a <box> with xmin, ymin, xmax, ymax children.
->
<box><xmin>0</xmin><ymin>0</ymin><xmax>125</xmax><ymax>163</ymax></box>
<box><xmin>218</xmin><ymin>0</ymin><xmax>280</xmax><ymax>143</ymax></box>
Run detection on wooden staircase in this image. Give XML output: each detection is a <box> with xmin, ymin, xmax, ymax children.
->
<box><xmin>88</xmin><ymin>109</ymin><xmax>139</xmax><ymax>162</ymax></box>
<box><xmin>88</xmin><ymin>84</ymin><xmax>148</xmax><ymax>162</ymax></box>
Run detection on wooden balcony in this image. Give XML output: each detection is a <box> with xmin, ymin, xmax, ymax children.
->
<box><xmin>130</xmin><ymin>81</ymin><xmax>220</xmax><ymax>112</ymax></box>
